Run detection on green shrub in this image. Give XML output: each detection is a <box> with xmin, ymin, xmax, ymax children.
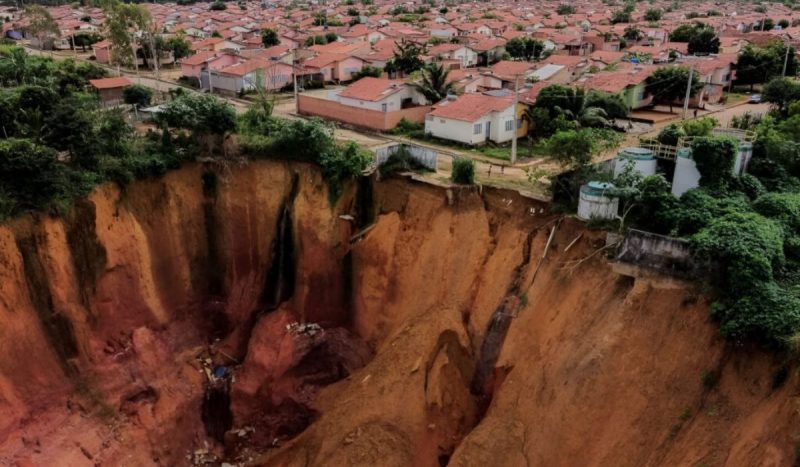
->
<box><xmin>657</xmin><ymin>123</ymin><xmax>685</xmax><ymax>146</ymax></box>
<box><xmin>319</xmin><ymin>141</ymin><xmax>372</xmax><ymax>201</ymax></box>
<box><xmin>122</xmin><ymin>84</ymin><xmax>153</xmax><ymax>107</ymax></box>
<box><xmin>691</xmin><ymin>136</ymin><xmax>739</xmax><ymax>189</ymax></box>
<box><xmin>451</xmin><ymin>157</ymin><xmax>475</xmax><ymax>184</ymax></box>
<box><xmin>379</xmin><ymin>146</ymin><xmax>427</xmax><ymax>177</ymax></box>
<box><xmin>711</xmin><ymin>282</ymin><xmax>800</xmax><ymax>346</ymax></box>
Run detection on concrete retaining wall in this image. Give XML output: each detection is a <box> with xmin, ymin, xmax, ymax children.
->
<box><xmin>615</xmin><ymin>229</ymin><xmax>694</xmax><ymax>276</ymax></box>
<box><xmin>375</xmin><ymin>143</ymin><xmax>438</xmax><ymax>171</ymax></box>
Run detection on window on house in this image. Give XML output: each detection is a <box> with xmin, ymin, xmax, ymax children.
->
<box><xmin>381</xmin><ymin>103</ymin><xmax>388</xmax><ymax>112</ymax></box>
<box><xmin>440</xmin><ymin>119</ymin><xmax>446</xmax><ymax>124</ymax></box>
<box><xmin>474</xmin><ymin>123</ymin><xmax>482</xmax><ymax>134</ymax></box>
<box><xmin>505</xmin><ymin>120</ymin><xmax>514</xmax><ymax>132</ymax></box>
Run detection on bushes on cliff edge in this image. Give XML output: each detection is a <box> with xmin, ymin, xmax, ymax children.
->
<box><xmin>451</xmin><ymin>157</ymin><xmax>475</xmax><ymax>185</ymax></box>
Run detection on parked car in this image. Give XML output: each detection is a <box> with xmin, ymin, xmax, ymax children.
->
<box><xmin>749</xmin><ymin>94</ymin><xmax>762</xmax><ymax>104</ymax></box>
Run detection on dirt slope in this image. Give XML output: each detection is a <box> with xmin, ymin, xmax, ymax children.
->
<box><xmin>0</xmin><ymin>161</ymin><xmax>796</xmax><ymax>466</ymax></box>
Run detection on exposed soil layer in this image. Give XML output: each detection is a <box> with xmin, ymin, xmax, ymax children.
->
<box><xmin>0</xmin><ymin>160</ymin><xmax>798</xmax><ymax>466</ymax></box>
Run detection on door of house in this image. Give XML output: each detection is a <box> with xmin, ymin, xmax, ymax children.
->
<box><xmin>485</xmin><ymin>121</ymin><xmax>491</xmax><ymax>139</ymax></box>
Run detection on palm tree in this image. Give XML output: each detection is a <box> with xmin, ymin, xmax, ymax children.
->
<box><xmin>414</xmin><ymin>63</ymin><xmax>455</xmax><ymax>104</ymax></box>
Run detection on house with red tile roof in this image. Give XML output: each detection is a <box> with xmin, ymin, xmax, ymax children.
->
<box><xmin>89</xmin><ymin>77</ymin><xmax>132</xmax><ymax>106</ymax></box>
<box><xmin>425</xmin><ymin>93</ymin><xmax>522</xmax><ymax>145</ymax></box>
<box><xmin>429</xmin><ymin>43</ymin><xmax>479</xmax><ymax>67</ymax></box>
<box><xmin>303</xmin><ymin>53</ymin><xmax>365</xmax><ymax>82</ymax></box>
<box><xmin>578</xmin><ymin>66</ymin><xmax>656</xmax><ymax>109</ymax></box>
<box><xmin>206</xmin><ymin>59</ymin><xmax>294</xmax><ymax>94</ymax></box>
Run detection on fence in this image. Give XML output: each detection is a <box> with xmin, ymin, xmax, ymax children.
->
<box><xmin>615</xmin><ymin>229</ymin><xmax>695</xmax><ymax>276</ymax></box>
<box><xmin>297</xmin><ymin>94</ymin><xmax>431</xmax><ymax>131</ymax></box>
<box><xmin>375</xmin><ymin>143</ymin><xmax>439</xmax><ymax>171</ymax></box>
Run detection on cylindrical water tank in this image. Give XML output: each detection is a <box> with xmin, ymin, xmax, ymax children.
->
<box><xmin>671</xmin><ymin>148</ymin><xmax>701</xmax><ymax>197</ymax></box>
<box><xmin>737</xmin><ymin>142</ymin><xmax>753</xmax><ymax>174</ymax></box>
<box><xmin>578</xmin><ymin>181</ymin><xmax>619</xmax><ymax>220</ymax></box>
<box><xmin>613</xmin><ymin>147</ymin><xmax>657</xmax><ymax>178</ymax></box>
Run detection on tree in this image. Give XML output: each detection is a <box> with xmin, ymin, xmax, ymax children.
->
<box><xmin>669</xmin><ymin>22</ymin><xmax>703</xmax><ymax>42</ymax></box>
<box><xmin>72</xmin><ymin>32</ymin><xmax>102</xmax><ymax>52</ymax></box>
<box><xmin>160</xmin><ymin>93</ymin><xmax>235</xmax><ymax>135</ymax></box>
<box><xmin>736</xmin><ymin>42</ymin><xmax>798</xmax><ymax>90</ymax></box>
<box><xmin>26</xmin><ymin>6</ymin><xmax>60</xmax><ymax>50</ymax></box>
<box><xmin>611</xmin><ymin>10</ymin><xmax>631</xmax><ymax>24</ymax></box>
<box><xmin>102</xmin><ymin>1</ymin><xmax>151</xmax><ymax>67</ymax></box>
<box><xmin>165</xmin><ymin>36</ymin><xmax>192</xmax><ymax>60</ymax></box>
<box><xmin>542</xmin><ymin>128</ymin><xmax>622</xmax><ymax>169</ymax></box>
<box><xmin>413</xmin><ymin>63</ymin><xmax>454</xmax><ymax>103</ymax></box>
<box><xmin>691</xmin><ymin>136</ymin><xmax>739</xmax><ymax>189</ymax></box>
<box><xmin>644</xmin><ymin>8</ymin><xmax>662</xmax><ymax>21</ymax></box>
<box><xmin>505</xmin><ymin>37</ymin><xmax>545</xmax><ymax>61</ymax></box>
<box><xmin>688</xmin><ymin>27</ymin><xmax>720</xmax><ymax>55</ymax></box>
<box><xmin>325</xmin><ymin>32</ymin><xmax>338</xmax><ymax>43</ymax></box>
<box><xmin>262</xmin><ymin>28</ymin><xmax>280</xmax><ymax>47</ymax></box>
<box><xmin>451</xmin><ymin>157</ymin><xmax>475</xmax><ymax>184</ymax></box>
<box><xmin>584</xmin><ymin>91</ymin><xmax>629</xmax><ymax>119</ymax></box>
<box><xmin>209</xmin><ymin>0</ymin><xmax>226</xmax><ymax>10</ymax></box>
<box><xmin>390</xmin><ymin>39</ymin><xmax>424</xmax><ymax>76</ymax></box>
<box><xmin>350</xmin><ymin>65</ymin><xmax>383</xmax><ymax>81</ymax></box>
<box><xmin>556</xmin><ymin>4</ymin><xmax>575</xmax><ymax>15</ymax></box>
<box><xmin>647</xmin><ymin>66</ymin><xmax>702</xmax><ymax>112</ymax></box>
<box><xmin>0</xmin><ymin>138</ymin><xmax>70</xmax><ymax>213</ymax></box>
<box><xmin>123</xmin><ymin>84</ymin><xmax>153</xmax><ymax>107</ymax></box>
<box><xmin>763</xmin><ymin>77</ymin><xmax>800</xmax><ymax>114</ymax></box>
<box><xmin>623</xmin><ymin>26</ymin><xmax>642</xmax><ymax>42</ymax></box>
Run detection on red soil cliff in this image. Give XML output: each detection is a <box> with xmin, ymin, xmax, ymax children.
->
<box><xmin>0</xmin><ymin>161</ymin><xmax>796</xmax><ymax>466</ymax></box>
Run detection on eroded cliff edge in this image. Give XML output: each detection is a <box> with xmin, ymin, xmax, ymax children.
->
<box><xmin>0</xmin><ymin>160</ymin><xmax>796</xmax><ymax>467</ymax></box>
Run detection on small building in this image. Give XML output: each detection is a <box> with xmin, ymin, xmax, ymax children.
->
<box><xmin>89</xmin><ymin>76</ymin><xmax>132</xmax><ymax>106</ymax></box>
<box><xmin>92</xmin><ymin>40</ymin><xmax>111</xmax><ymax>64</ymax></box>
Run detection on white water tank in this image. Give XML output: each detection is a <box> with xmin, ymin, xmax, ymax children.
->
<box><xmin>671</xmin><ymin>148</ymin><xmax>701</xmax><ymax>197</ymax></box>
<box><xmin>578</xmin><ymin>181</ymin><xmax>618</xmax><ymax>220</ymax></box>
<box><xmin>614</xmin><ymin>147</ymin><xmax>657</xmax><ymax>178</ymax></box>
<box><xmin>736</xmin><ymin>142</ymin><xmax>753</xmax><ymax>175</ymax></box>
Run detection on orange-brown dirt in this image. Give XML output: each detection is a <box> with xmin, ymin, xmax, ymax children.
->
<box><xmin>0</xmin><ymin>160</ymin><xmax>797</xmax><ymax>466</ymax></box>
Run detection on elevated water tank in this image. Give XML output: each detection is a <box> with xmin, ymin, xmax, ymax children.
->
<box><xmin>614</xmin><ymin>147</ymin><xmax>657</xmax><ymax>178</ymax></box>
<box><xmin>578</xmin><ymin>181</ymin><xmax>618</xmax><ymax>221</ymax></box>
<box><xmin>671</xmin><ymin>148</ymin><xmax>701</xmax><ymax>197</ymax></box>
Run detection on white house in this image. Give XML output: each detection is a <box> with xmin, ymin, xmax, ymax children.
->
<box><xmin>428</xmin><ymin>44</ymin><xmax>478</xmax><ymax>68</ymax></box>
<box><xmin>425</xmin><ymin>93</ymin><xmax>520</xmax><ymax>145</ymax></box>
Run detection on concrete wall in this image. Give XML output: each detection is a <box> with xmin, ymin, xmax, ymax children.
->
<box><xmin>297</xmin><ymin>94</ymin><xmax>430</xmax><ymax>131</ymax></box>
<box><xmin>375</xmin><ymin>143</ymin><xmax>438</xmax><ymax>171</ymax></box>
<box><xmin>615</xmin><ymin>229</ymin><xmax>694</xmax><ymax>276</ymax></box>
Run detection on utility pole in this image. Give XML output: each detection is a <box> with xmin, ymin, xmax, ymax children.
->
<box><xmin>510</xmin><ymin>73</ymin><xmax>520</xmax><ymax>165</ymax></box>
<box><xmin>682</xmin><ymin>65</ymin><xmax>694</xmax><ymax>120</ymax></box>
<box><xmin>782</xmin><ymin>42</ymin><xmax>791</xmax><ymax>77</ymax></box>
